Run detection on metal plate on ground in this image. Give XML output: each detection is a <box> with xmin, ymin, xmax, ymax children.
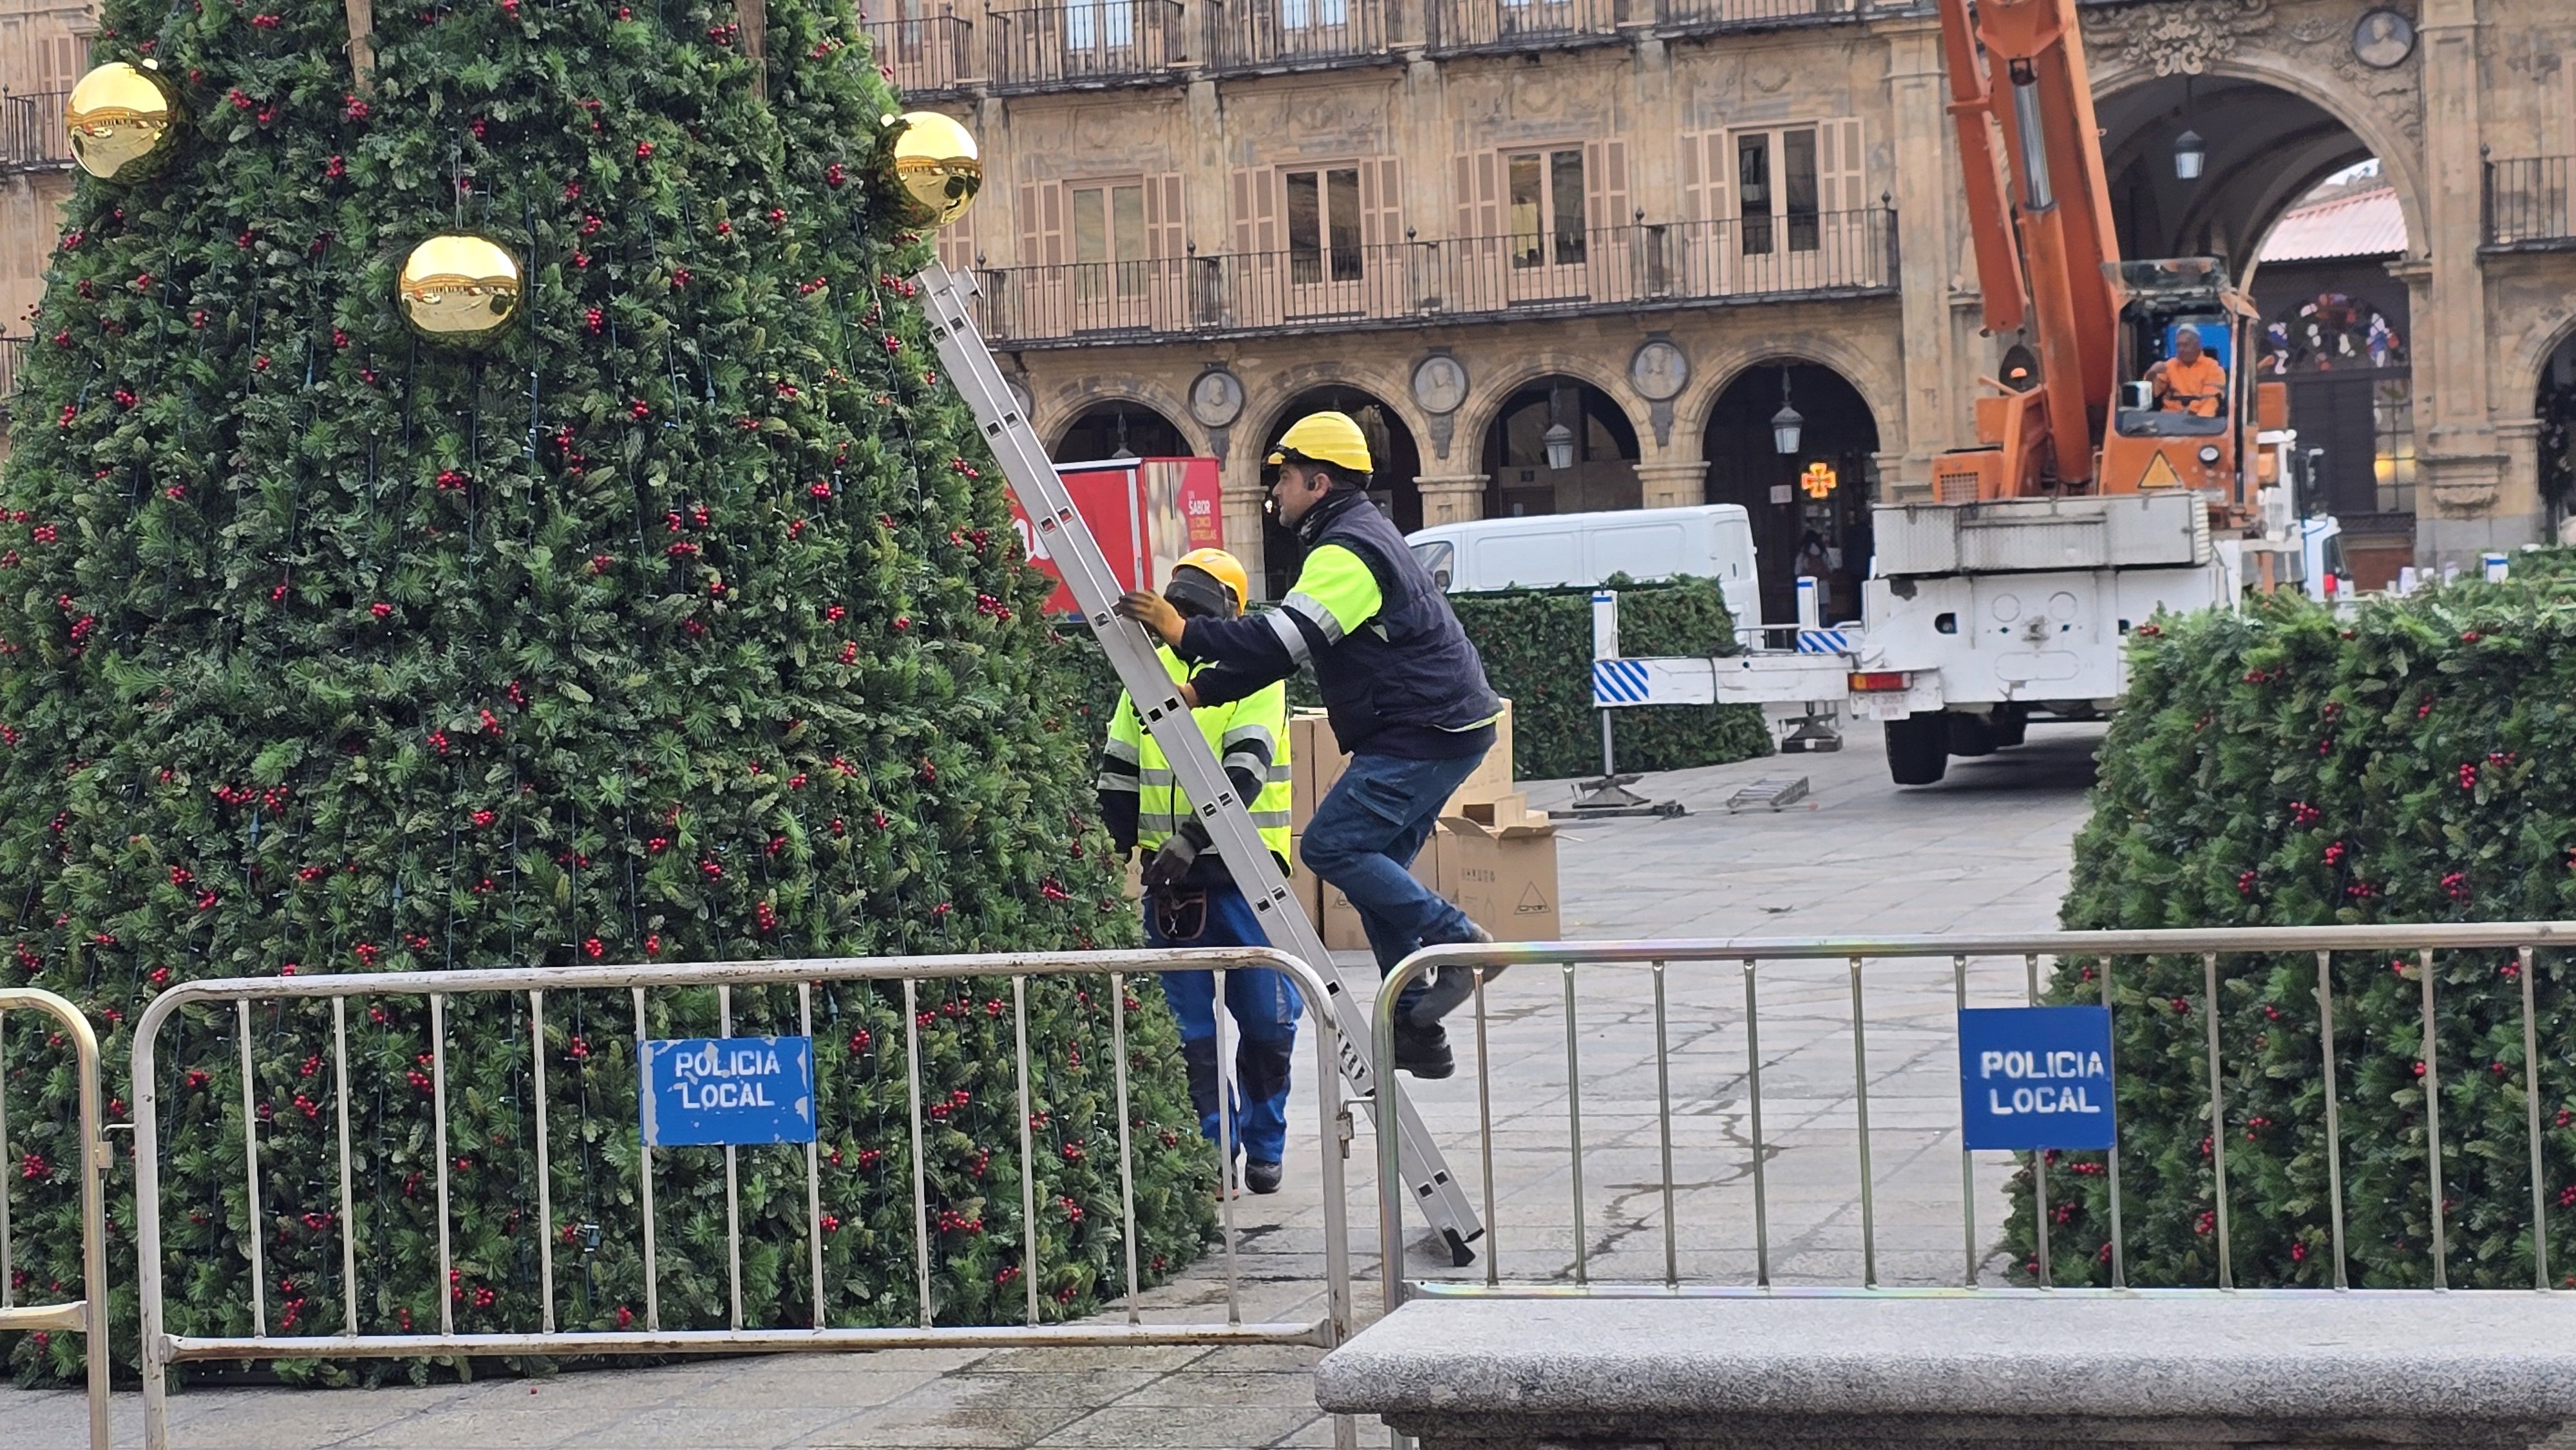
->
<box><xmin>1727</xmin><ymin>777</ymin><xmax>1812</xmax><ymax>813</ymax></box>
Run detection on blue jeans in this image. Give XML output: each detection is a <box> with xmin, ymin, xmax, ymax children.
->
<box><xmin>1146</xmin><ymin>879</ymin><xmax>1302</xmax><ymax>1165</ymax></box>
<box><xmin>1299</xmin><ymin>749</ymin><xmax>1488</xmax><ymax>1020</ymax></box>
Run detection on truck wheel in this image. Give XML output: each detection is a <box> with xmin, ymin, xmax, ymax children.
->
<box><xmin>1885</xmin><ymin>715</ymin><xmax>1949</xmax><ymax>786</ymax></box>
<box><xmin>1993</xmin><ymin>704</ymin><xmax>2029</xmax><ymax>749</ymax></box>
<box><xmin>1947</xmin><ymin>711</ymin><xmax>2000</xmax><ymax>758</ymax></box>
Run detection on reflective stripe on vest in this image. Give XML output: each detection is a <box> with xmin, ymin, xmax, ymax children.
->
<box><xmin>1111</xmin><ymin>645</ymin><xmax>1294</xmax><ymax>863</ymax></box>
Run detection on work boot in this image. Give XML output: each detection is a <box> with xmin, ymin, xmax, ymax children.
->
<box><xmin>1403</xmin><ymin>921</ymin><xmax>1499</xmax><ymax>1028</ymax></box>
<box><xmin>1244</xmin><ymin>1160</ymin><xmax>1284</xmax><ymax>1195</ymax></box>
<box><xmin>1392</xmin><ymin>1022</ymin><xmax>1454</xmax><ymax>1079</ymax></box>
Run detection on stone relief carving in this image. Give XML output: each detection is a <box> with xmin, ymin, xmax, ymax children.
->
<box><xmin>2289</xmin><ymin>5</ymin><xmax>2423</xmax><ymax>144</ymax></box>
<box><xmin>2086</xmin><ymin>0</ymin><xmax>2274</xmax><ymax>77</ymax></box>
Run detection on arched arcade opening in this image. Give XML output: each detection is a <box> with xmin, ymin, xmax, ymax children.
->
<box><xmin>1702</xmin><ymin>362</ymin><xmax>1879</xmax><ymax>629</ymax></box>
<box><xmin>1054</xmin><ymin>402</ymin><xmax>1188</xmax><ymax>464</ymax></box>
<box><xmin>1477</xmin><ymin>379</ymin><xmax>1639</xmax><ymax>520</ymax></box>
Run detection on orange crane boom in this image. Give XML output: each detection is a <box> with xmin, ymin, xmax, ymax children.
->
<box><xmin>1933</xmin><ymin>0</ymin><xmax>2123</xmax><ymax>496</ymax></box>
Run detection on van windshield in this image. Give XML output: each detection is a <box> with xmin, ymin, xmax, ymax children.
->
<box><xmin>1410</xmin><ymin>540</ymin><xmax>1455</xmax><ymax>590</ymax></box>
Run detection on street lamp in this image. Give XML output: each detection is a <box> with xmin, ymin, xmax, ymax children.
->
<box><xmin>2173</xmin><ymin>128</ymin><xmax>2206</xmax><ymax>181</ymax></box>
<box><xmin>1543</xmin><ymin>420</ymin><xmax>1575</xmax><ymax>471</ymax></box>
<box><xmin>1770</xmin><ymin>369</ymin><xmax>1803</xmax><ymax>455</ymax></box>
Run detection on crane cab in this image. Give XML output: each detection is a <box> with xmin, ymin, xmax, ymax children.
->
<box><xmin>2096</xmin><ymin>258</ymin><xmax>2287</xmax><ymax>520</ymax></box>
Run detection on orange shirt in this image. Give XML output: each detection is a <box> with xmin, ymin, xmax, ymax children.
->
<box><xmin>2158</xmin><ymin>354</ymin><xmax>2228</xmax><ymax>417</ymax></box>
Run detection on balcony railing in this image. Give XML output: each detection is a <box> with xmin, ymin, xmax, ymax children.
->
<box><xmin>972</xmin><ymin>209</ymin><xmax>1895</xmax><ymax>344</ymax></box>
<box><xmin>866</xmin><ymin>12</ymin><xmax>977</xmax><ymax>97</ymax></box>
<box><xmin>1207</xmin><ymin>0</ymin><xmax>1390</xmax><ymax>72</ymax></box>
<box><xmin>0</xmin><ymin>336</ymin><xmax>29</xmax><ymax>428</ymax></box>
<box><xmin>987</xmin><ymin>1</ymin><xmax>1189</xmax><ymax>91</ymax></box>
<box><xmin>1</xmin><ymin>91</ymin><xmax>71</xmax><ymax>171</ymax></box>
<box><xmin>1428</xmin><ymin>0</ymin><xmax>1621</xmax><ymax>51</ymax></box>
<box><xmin>1655</xmin><ymin>0</ymin><xmax>1864</xmax><ymax>32</ymax></box>
<box><xmin>2485</xmin><ymin>156</ymin><xmax>2573</xmax><ymax>249</ymax></box>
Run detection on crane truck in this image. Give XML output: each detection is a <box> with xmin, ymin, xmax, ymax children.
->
<box><xmin>1670</xmin><ymin>0</ymin><xmax>2336</xmax><ymax>786</ymax></box>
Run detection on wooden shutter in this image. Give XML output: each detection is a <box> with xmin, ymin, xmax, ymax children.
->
<box><xmin>1454</xmin><ymin>151</ymin><xmax>1501</xmax><ymax>240</ymax></box>
<box><xmin>936</xmin><ymin>211</ymin><xmax>978</xmax><ymax>273</ymax></box>
<box><xmin>1359</xmin><ymin>156</ymin><xmax>1403</xmax><ymax>247</ymax></box>
<box><xmin>1680</xmin><ymin>133</ymin><xmax>1731</xmax><ymax>223</ymax></box>
<box><xmin>1584</xmin><ymin>138</ymin><xmax>1629</xmax><ymax>230</ymax></box>
<box><xmin>1231</xmin><ymin>165</ymin><xmax>1279</xmax><ymax>253</ymax></box>
<box><xmin>1017</xmin><ymin>181</ymin><xmax>1066</xmax><ymax>267</ymax></box>
<box><xmin>1817</xmin><ymin>118</ymin><xmax>1866</xmax><ymax>214</ymax></box>
<box><xmin>1144</xmin><ymin>171</ymin><xmax>1185</xmax><ymax>258</ymax></box>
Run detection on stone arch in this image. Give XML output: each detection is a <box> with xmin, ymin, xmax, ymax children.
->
<box><xmin>1030</xmin><ymin>375</ymin><xmax>1209</xmax><ymax>460</ymax></box>
<box><xmin>1684</xmin><ymin>333</ymin><xmax>1903</xmax><ymax>460</ymax></box>
<box><xmin>2087</xmin><ymin>51</ymin><xmax>2429</xmax><ymax>269</ymax></box>
<box><xmin>1454</xmin><ymin>348</ymin><xmax>1647</xmax><ymax>460</ymax></box>
<box><xmin>1236</xmin><ymin>359</ymin><xmax>1432</xmax><ymax>475</ymax></box>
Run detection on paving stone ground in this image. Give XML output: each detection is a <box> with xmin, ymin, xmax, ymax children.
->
<box><xmin>10</xmin><ymin>722</ymin><xmax>2105</xmax><ymax>1449</ymax></box>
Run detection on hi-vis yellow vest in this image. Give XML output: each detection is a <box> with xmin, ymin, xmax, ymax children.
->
<box><xmin>1099</xmin><ymin>646</ymin><xmax>1292</xmax><ymax>866</ymax></box>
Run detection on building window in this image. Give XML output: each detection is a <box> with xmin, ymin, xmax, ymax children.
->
<box><xmin>2373</xmin><ymin>377</ymin><xmax>2416</xmax><ymax>515</ymax></box>
<box><xmin>1738</xmin><ymin>127</ymin><xmax>1820</xmax><ymax>256</ymax></box>
<box><xmin>1072</xmin><ymin>180</ymin><xmax>1148</xmax><ymax>299</ymax></box>
<box><xmin>1506</xmin><ymin>147</ymin><xmax>1586</xmax><ymax>267</ymax></box>
<box><xmin>1065</xmin><ymin>0</ymin><xmax>1133</xmax><ymax>52</ymax></box>
<box><xmin>1279</xmin><ymin>0</ymin><xmax>1349</xmax><ymax>28</ymax></box>
<box><xmin>1285</xmin><ymin>167</ymin><xmax>1363</xmax><ymax>283</ymax></box>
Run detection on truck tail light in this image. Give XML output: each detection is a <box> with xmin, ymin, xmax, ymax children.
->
<box><xmin>1849</xmin><ymin>671</ymin><xmax>1912</xmax><ymax>693</ymax></box>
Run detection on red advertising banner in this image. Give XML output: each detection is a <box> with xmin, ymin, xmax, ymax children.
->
<box><xmin>1009</xmin><ymin>457</ymin><xmax>1222</xmax><ymax>614</ymax></box>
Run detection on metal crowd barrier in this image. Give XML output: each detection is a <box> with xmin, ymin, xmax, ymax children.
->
<box><xmin>131</xmin><ymin>948</ymin><xmax>1354</xmax><ymax>1450</ymax></box>
<box><xmin>0</xmin><ymin>986</ymin><xmax>111</xmax><ymax>1450</ymax></box>
<box><xmin>1372</xmin><ymin>924</ymin><xmax>2576</xmax><ymax>1312</ymax></box>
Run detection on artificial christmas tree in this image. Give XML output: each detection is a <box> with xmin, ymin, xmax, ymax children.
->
<box><xmin>0</xmin><ymin>0</ymin><xmax>1212</xmax><ymax>1384</ymax></box>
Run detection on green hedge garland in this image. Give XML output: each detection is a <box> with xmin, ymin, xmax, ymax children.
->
<box><xmin>2017</xmin><ymin>563</ymin><xmax>2576</xmax><ymax>1290</ymax></box>
<box><xmin>0</xmin><ymin>0</ymin><xmax>1212</xmax><ymax>1387</ymax></box>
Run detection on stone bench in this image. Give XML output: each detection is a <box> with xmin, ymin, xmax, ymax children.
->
<box><xmin>1314</xmin><ymin>1292</ymin><xmax>2576</xmax><ymax>1448</ymax></box>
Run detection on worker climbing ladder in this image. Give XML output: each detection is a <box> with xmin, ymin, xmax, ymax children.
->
<box><xmin>914</xmin><ymin>259</ymin><xmax>1487</xmax><ymax>1265</ymax></box>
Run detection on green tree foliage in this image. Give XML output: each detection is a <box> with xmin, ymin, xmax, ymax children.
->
<box><xmin>0</xmin><ymin>0</ymin><xmax>1211</xmax><ymax>1384</ymax></box>
<box><xmin>1448</xmin><ymin>578</ymin><xmax>1771</xmax><ymax>780</ymax></box>
<box><xmin>2019</xmin><ymin>566</ymin><xmax>2576</xmax><ymax>1289</ymax></box>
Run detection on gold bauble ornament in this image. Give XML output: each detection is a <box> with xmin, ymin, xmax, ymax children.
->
<box><xmin>887</xmin><ymin>111</ymin><xmax>981</xmax><ymax>229</ymax></box>
<box><xmin>65</xmin><ymin>61</ymin><xmax>180</xmax><ymax>183</ymax></box>
<box><xmin>397</xmin><ymin>234</ymin><xmax>525</xmax><ymax>350</ymax></box>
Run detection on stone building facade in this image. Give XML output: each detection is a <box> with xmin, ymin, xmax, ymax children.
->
<box><xmin>2</xmin><ymin>0</ymin><xmax>2573</xmax><ymax>597</ymax></box>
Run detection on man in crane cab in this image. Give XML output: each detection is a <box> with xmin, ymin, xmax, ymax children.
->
<box><xmin>1098</xmin><ymin>547</ymin><xmax>1303</xmax><ymax>1197</ymax></box>
<box><xmin>2145</xmin><ymin>326</ymin><xmax>2228</xmax><ymax>418</ymax></box>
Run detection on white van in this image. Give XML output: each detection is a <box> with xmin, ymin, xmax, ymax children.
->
<box><xmin>1407</xmin><ymin>504</ymin><xmax>1763</xmax><ymax>628</ymax></box>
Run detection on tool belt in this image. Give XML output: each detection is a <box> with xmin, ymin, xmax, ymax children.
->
<box><xmin>1150</xmin><ymin>884</ymin><xmax>1209</xmax><ymax>944</ymax></box>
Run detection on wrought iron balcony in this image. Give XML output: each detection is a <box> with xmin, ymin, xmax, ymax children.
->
<box><xmin>1206</xmin><ymin>0</ymin><xmax>1392</xmax><ymax>73</ymax></box>
<box><xmin>2485</xmin><ymin>156</ymin><xmax>2574</xmax><ymax>249</ymax></box>
<box><xmin>1</xmin><ymin>91</ymin><xmax>71</xmax><ymax>171</ymax></box>
<box><xmin>1427</xmin><ymin>0</ymin><xmax>1621</xmax><ymax>52</ymax></box>
<box><xmin>866</xmin><ymin>12</ymin><xmax>977</xmax><ymax>98</ymax></box>
<box><xmin>986</xmin><ymin>1</ymin><xmax>1189</xmax><ymax>92</ymax></box>
<box><xmin>971</xmin><ymin>209</ymin><xmax>1897</xmax><ymax>345</ymax></box>
<box><xmin>1654</xmin><ymin>0</ymin><xmax>1868</xmax><ymax>35</ymax></box>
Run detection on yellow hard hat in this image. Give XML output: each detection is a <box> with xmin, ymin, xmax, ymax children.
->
<box><xmin>1171</xmin><ymin>547</ymin><xmax>1249</xmax><ymax>616</ymax></box>
<box><xmin>1266</xmin><ymin>411</ymin><xmax>1372</xmax><ymax>476</ymax></box>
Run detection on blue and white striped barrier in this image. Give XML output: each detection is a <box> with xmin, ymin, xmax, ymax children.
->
<box><xmin>1796</xmin><ymin>628</ymin><xmax>1852</xmax><ymax>655</ymax></box>
<box><xmin>1592</xmin><ymin>658</ymin><xmax>1653</xmax><ymax>705</ymax></box>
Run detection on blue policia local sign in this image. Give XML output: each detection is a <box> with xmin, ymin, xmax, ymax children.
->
<box><xmin>639</xmin><ymin>1035</ymin><xmax>817</xmax><ymax>1147</ymax></box>
<box><xmin>1956</xmin><ymin>1006</ymin><xmax>2116</xmax><ymax>1151</ymax></box>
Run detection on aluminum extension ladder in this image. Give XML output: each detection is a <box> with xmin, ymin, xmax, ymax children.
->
<box><xmin>916</xmin><ymin>260</ymin><xmax>1485</xmax><ymax>1263</ymax></box>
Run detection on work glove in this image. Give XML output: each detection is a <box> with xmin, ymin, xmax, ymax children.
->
<box><xmin>1142</xmin><ymin>818</ymin><xmax>1212</xmax><ymax>892</ymax></box>
<box><xmin>1114</xmin><ymin>589</ymin><xmax>1188</xmax><ymax>647</ymax></box>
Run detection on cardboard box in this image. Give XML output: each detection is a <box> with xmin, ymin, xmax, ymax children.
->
<box><xmin>1450</xmin><ymin>791</ymin><xmax>1531</xmax><ymax>830</ymax></box>
<box><xmin>1434</xmin><ymin>814</ymin><xmax>1560</xmax><ymax>942</ymax></box>
<box><xmin>1443</xmin><ymin>698</ymin><xmax>1517</xmax><ymax>811</ymax></box>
